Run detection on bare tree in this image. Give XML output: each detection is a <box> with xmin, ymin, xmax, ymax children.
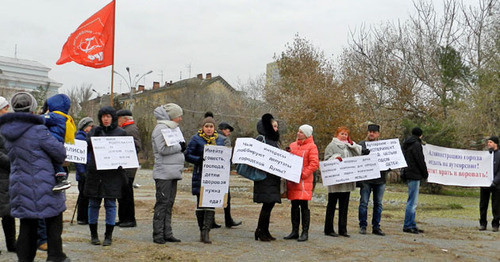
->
<box><xmin>65</xmin><ymin>83</ymin><xmax>94</xmax><ymax>120</ymax></box>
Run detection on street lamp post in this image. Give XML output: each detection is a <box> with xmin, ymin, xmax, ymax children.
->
<box><xmin>113</xmin><ymin>68</ymin><xmax>152</xmax><ymax>110</ymax></box>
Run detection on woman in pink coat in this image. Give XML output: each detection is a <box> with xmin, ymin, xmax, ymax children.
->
<box><xmin>284</xmin><ymin>124</ymin><xmax>319</xmax><ymax>241</ymax></box>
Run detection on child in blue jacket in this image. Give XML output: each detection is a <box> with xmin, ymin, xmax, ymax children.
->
<box><xmin>42</xmin><ymin>94</ymin><xmax>76</xmax><ymax>191</ymax></box>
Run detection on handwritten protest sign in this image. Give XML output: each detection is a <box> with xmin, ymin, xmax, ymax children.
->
<box><xmin>232</xmin><ymin>138</ymin><xmax>303</xmax><ymax>183</ymax></box>
<box><xmin>64</xmin><ymin>140</ymin><xmax>87</xmax><ymax>164</ymax></box>
<box><xmin>200</xmin><ymin>146</ymin><xmax>232</xmax><ymax>208</ymax></box>
<box><xmin>424</xmin><ymin>144</ymin><xmax>493</xmax><ymax>187</ymax></box>
<box><xmin>365</xmin><ymin>139</ymin><xmax>407</xmax><ymax>171</ymax></box>
<box><xmin>91</xmin><ymin>136</ymin><xmax>139</xmax><ymax>170</ymax></box>
<box><xmin>320</xmin><ymin>155</ymin><xmax>380</xmax><ymax>186</ymax></box>
<box><xmin>161</xmin><ymin>127</ymin><xmax>185</xmax><ymax>146</ymax></box>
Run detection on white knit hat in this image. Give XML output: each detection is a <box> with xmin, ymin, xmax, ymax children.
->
<box><xmin>299</xmin><ymin>124</ymin><xmax>313</xmax><ymax>138</ymax></box>
<box><xmin>0</xmin><ymin>96</ymin><xmax>9</xmax><ymax>110</ymax></box>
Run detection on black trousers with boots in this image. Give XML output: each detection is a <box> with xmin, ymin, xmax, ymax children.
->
<box><xmin>324</xmin><ymin>192</ymin><xmax>350</xmax><ymax>235</ymax></box>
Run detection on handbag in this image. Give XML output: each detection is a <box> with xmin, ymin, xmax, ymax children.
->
<box><xmin>235</xmin><ymin>135</ymin><xmax>268</xmax><ymax>181</ymax></box>
<box><xmin>236</xmin><ymin>163</ymin><xmax>267</xmax><ymax>181</ymax></box>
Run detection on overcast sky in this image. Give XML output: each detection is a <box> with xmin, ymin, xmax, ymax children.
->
<box><xmin>0</xmin><ymin>0</ymin><xmax>479</xmax><ymax>96</ymax></box>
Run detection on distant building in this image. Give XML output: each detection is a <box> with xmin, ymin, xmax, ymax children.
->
<box><xmin>0</xmin><ymin>56</ymin><xmax>62</xmax><ymax>99</ymax></box>
<box><xmin>113</xmin><ymin>73</ymin><xmax>240</xmax><ymax>111</ymax></box>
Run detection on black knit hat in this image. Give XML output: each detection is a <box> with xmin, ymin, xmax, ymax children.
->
<box><xmin>488</xmin><ymin>136</ymin><xmax>499</xmax><ymax>145</ymax></box>
<box><xmin>412</xmin><ymin>127</ymin><xmax>423</xmax><ymax>137</ymax></box>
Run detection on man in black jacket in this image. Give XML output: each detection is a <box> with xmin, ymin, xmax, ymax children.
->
<box><xmin>116</xmin><ymin>109</ymin><xmax>142</xmax><ymax>228</ymax></box>
<box><xmin>401</xmin><ymin>127</ymin><xmax>428</xmax><ymax>234</ymax></box>
<box><xmin>479</xmin><ymin>136</ymin><xmax>500</xmax><ymax>232</ymax></box>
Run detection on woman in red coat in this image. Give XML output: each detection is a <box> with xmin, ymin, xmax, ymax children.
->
<box><xmin>284</xmin><ymin>124</ymin><xmax>319</xmax><ymax>241</ymax></box>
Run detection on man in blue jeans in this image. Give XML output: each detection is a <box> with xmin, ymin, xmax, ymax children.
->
<box><xmin>401</xmin><ymin>127</ymin><xmax>428</xmax><ymax>234</ymax></box>
<box><xmin>358</xmin><ymin>124</ymin><xmax>387</xmax><ymax>236</ymax></box>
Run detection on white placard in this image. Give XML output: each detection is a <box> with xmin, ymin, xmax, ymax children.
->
<box><xmin>200</xmin><ymin>146</ymin><xmax>232</xmax><ymax>208</ymax></box>
<box><xmin>320</xmin><ymin>154</ymin><xmax>381</xmax><ymax>186</ymax></box>
<box><xmin>91</xmin><ymin>136</ymin><xmax>139</xmax><ymax>170</ymax></box>
<box><xmin>64</xmin><ymin>140</ymin><xmax>88</xmax><ymax>164</ymax></box>
<box><xmin>424</xmin><ymin>144</ymin><xmax>493</xmax><ymax>187</ymax></box>
<box><xmin>365</xmin><ymin>139</ymin><xmax>407</xmax><ymax>171</ymax></box>
<box><xmin>161</xmin><ymin>127</ymin><xmax>185</xmax><ymax>146</ymax></box>
<box><xmin>232</xmin><ymin>138</ymin><xmax>303</xmax><ymax>183</ymax></box>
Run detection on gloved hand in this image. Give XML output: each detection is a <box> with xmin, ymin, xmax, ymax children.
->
<box><xmin>179</xmin><ymin>142</ymin><xmax>186</xmax><ymax>152</ymax></box>
<box><xmin>117</xmin><ymin>166</ymin><xmax>123</xmax><ymax>171</ymax></box>
<box><xmin>362</xmin><ymin>148</ymin><xmax>370</xmax><ymax>155</ymax></box>
<box><xmin>336</xmin><ymin>156</ymin><xmax>343</xmax><ymax>162</ymax></box>
<box><xmin>285</xmin><ymin>146</ymin><xmax>291</xmax><ymax>152</ymax></box>
<box><xmin>347</xmin><ymin>136</ymin><xmax>353</xmax><ymax>145</ymax></box>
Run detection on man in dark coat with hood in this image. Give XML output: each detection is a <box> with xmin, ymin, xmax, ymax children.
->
<box><xmin>85</xmin><ymin>106</ymin><xmax>127</xmax><ymax>246</ymax></box>
<box><xmin>401</xmin><ymin>127</ymin><xmax>428</xmax><ymax>234</ymax></box>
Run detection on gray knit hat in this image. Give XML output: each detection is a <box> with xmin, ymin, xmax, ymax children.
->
<box><xmin>163</xmin><ymin>103</ymin><xmax>183</xmax><ymax>120</ymax></box>
<box><xmin>11</xmin><ymin>92</ymin><xmax>37</xmax><ymax>113</ymax></box>
<box><xmin>78</xmin><ymin>117</ymin><xmax>94</xmax><ymax>130</ymax></box>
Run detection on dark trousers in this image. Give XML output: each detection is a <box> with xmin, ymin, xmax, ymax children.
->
<box><xmin>118</xmin><ymin>168</ymin><xmax>137</xmax><ymax>223</ymax></box>
<box><xmin>77</xmin><ymin>178</ymin><xmax>89</xmax><ymax>223</ymax></box>
<box><xmin>17</xmin><ymin>213</ymin><xmax>66</xmax><ymax>262</ymax></box>
<box><xmin>324</xmin><ymin>192</ymin><xmax>350</xmax><ymax>234</ymax></box>
<box><xmin>1</xmin><ymin>215</ymin><xmax>16</xmax><ymax>251</ymax></box>
<box><xmin>479</xmin><ymin>187</ymin><xmax>500</xmax><ymax>228</ymax></box>
<box><xmin>153</xmin><ymin>179</ymin><xmax>178</xmax><ymax>241</ymax></box>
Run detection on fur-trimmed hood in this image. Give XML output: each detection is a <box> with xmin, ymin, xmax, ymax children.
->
<box><xmin>257</xmin><ymin>113</ymin><xmax>279</xmax><ymax>142</ymax></box>
<box><xmin>0</xmin><ymin>113</ymin><xmax>44</xmax><ymax>142</ymax></box>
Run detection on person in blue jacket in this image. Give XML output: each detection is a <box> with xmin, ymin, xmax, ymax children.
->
<box><xmin>74</xmin><ymin>117</ymin><xmax>94</xmax><ymax>225</ymax></box>
<box><xmin>0</xmin><ymin>92</ymin><xmax>69</xmax><ymax>262</ymax></box>
<box><xmin>42</xmin><ymin>94</ymin><xmax>76</xmax><ymax>192</ymax></box>
<box><xmin>185</xmin><ymin>114</ymin><xmax>225</xmax><ymax>244</ymax></box>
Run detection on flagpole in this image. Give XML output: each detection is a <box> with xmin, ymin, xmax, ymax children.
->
<box><xmin>109</xmin><ymin>0</ymin><xmax>116</xmax><ymax>106</ymax></box>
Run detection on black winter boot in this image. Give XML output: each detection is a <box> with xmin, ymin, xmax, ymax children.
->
<box><xmin>89</xmin><ymin>224</ymin><xmax>100</xmax><ymax>245</ymax></box>
<box><xmin>298</xmin><ymin>209</ymin><xmax>310</xmax><ymax>242</ymax></box>
<box><xmin>2</xmin><ymin>216</ymin><xmax>16</xmax><ymax>252</ymax></box>
<box><xmin>284</xmin><ymin>206</ymin><xmax>300</xmax><ymax>240</ymax></box>
<box><xmin>255</xmin><ymin>210</ymin><xmax>271</xmax><ymax>241</ymax></box>
<box><xmin>201</xmin><ymin>210</ymin><xmax>214</xmax><ymax>244</ymax></box>
<box><xmin>224</xmin><ymin>193</ymin><xmax>242</xmax><ymax>228</ymax></box>
<box><xmin>102</xmin><ymin>224</ymin><xmax>114</xmax><ymax>246</ymax></box>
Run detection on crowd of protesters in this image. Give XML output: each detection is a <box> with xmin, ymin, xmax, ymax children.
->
<box><xmin>0</xmin><ymin>92</ymin><xmax>498</xmax><ymax>261</ymax></box>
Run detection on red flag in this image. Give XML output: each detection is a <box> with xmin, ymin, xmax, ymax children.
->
<box><xmin>56</xmin><ymin>1</ymin><xmax>115</xmax><ymax>68</ymax></box>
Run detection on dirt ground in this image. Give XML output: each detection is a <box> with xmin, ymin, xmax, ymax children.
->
<box><xmin>1</xmin><ymin>168</ymin><xmax>499</xmax><ymax>262</ymax></box>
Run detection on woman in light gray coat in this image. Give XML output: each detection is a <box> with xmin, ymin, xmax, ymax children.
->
<box><xmin>323</xmin><ymin>126</ymin><xmax>362</xmax><ymax>238</ymax></box>
<box><xmin>151</xmin><ymin>103</ymin><xmax>185</xmax><ymax>244</ymax></box>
